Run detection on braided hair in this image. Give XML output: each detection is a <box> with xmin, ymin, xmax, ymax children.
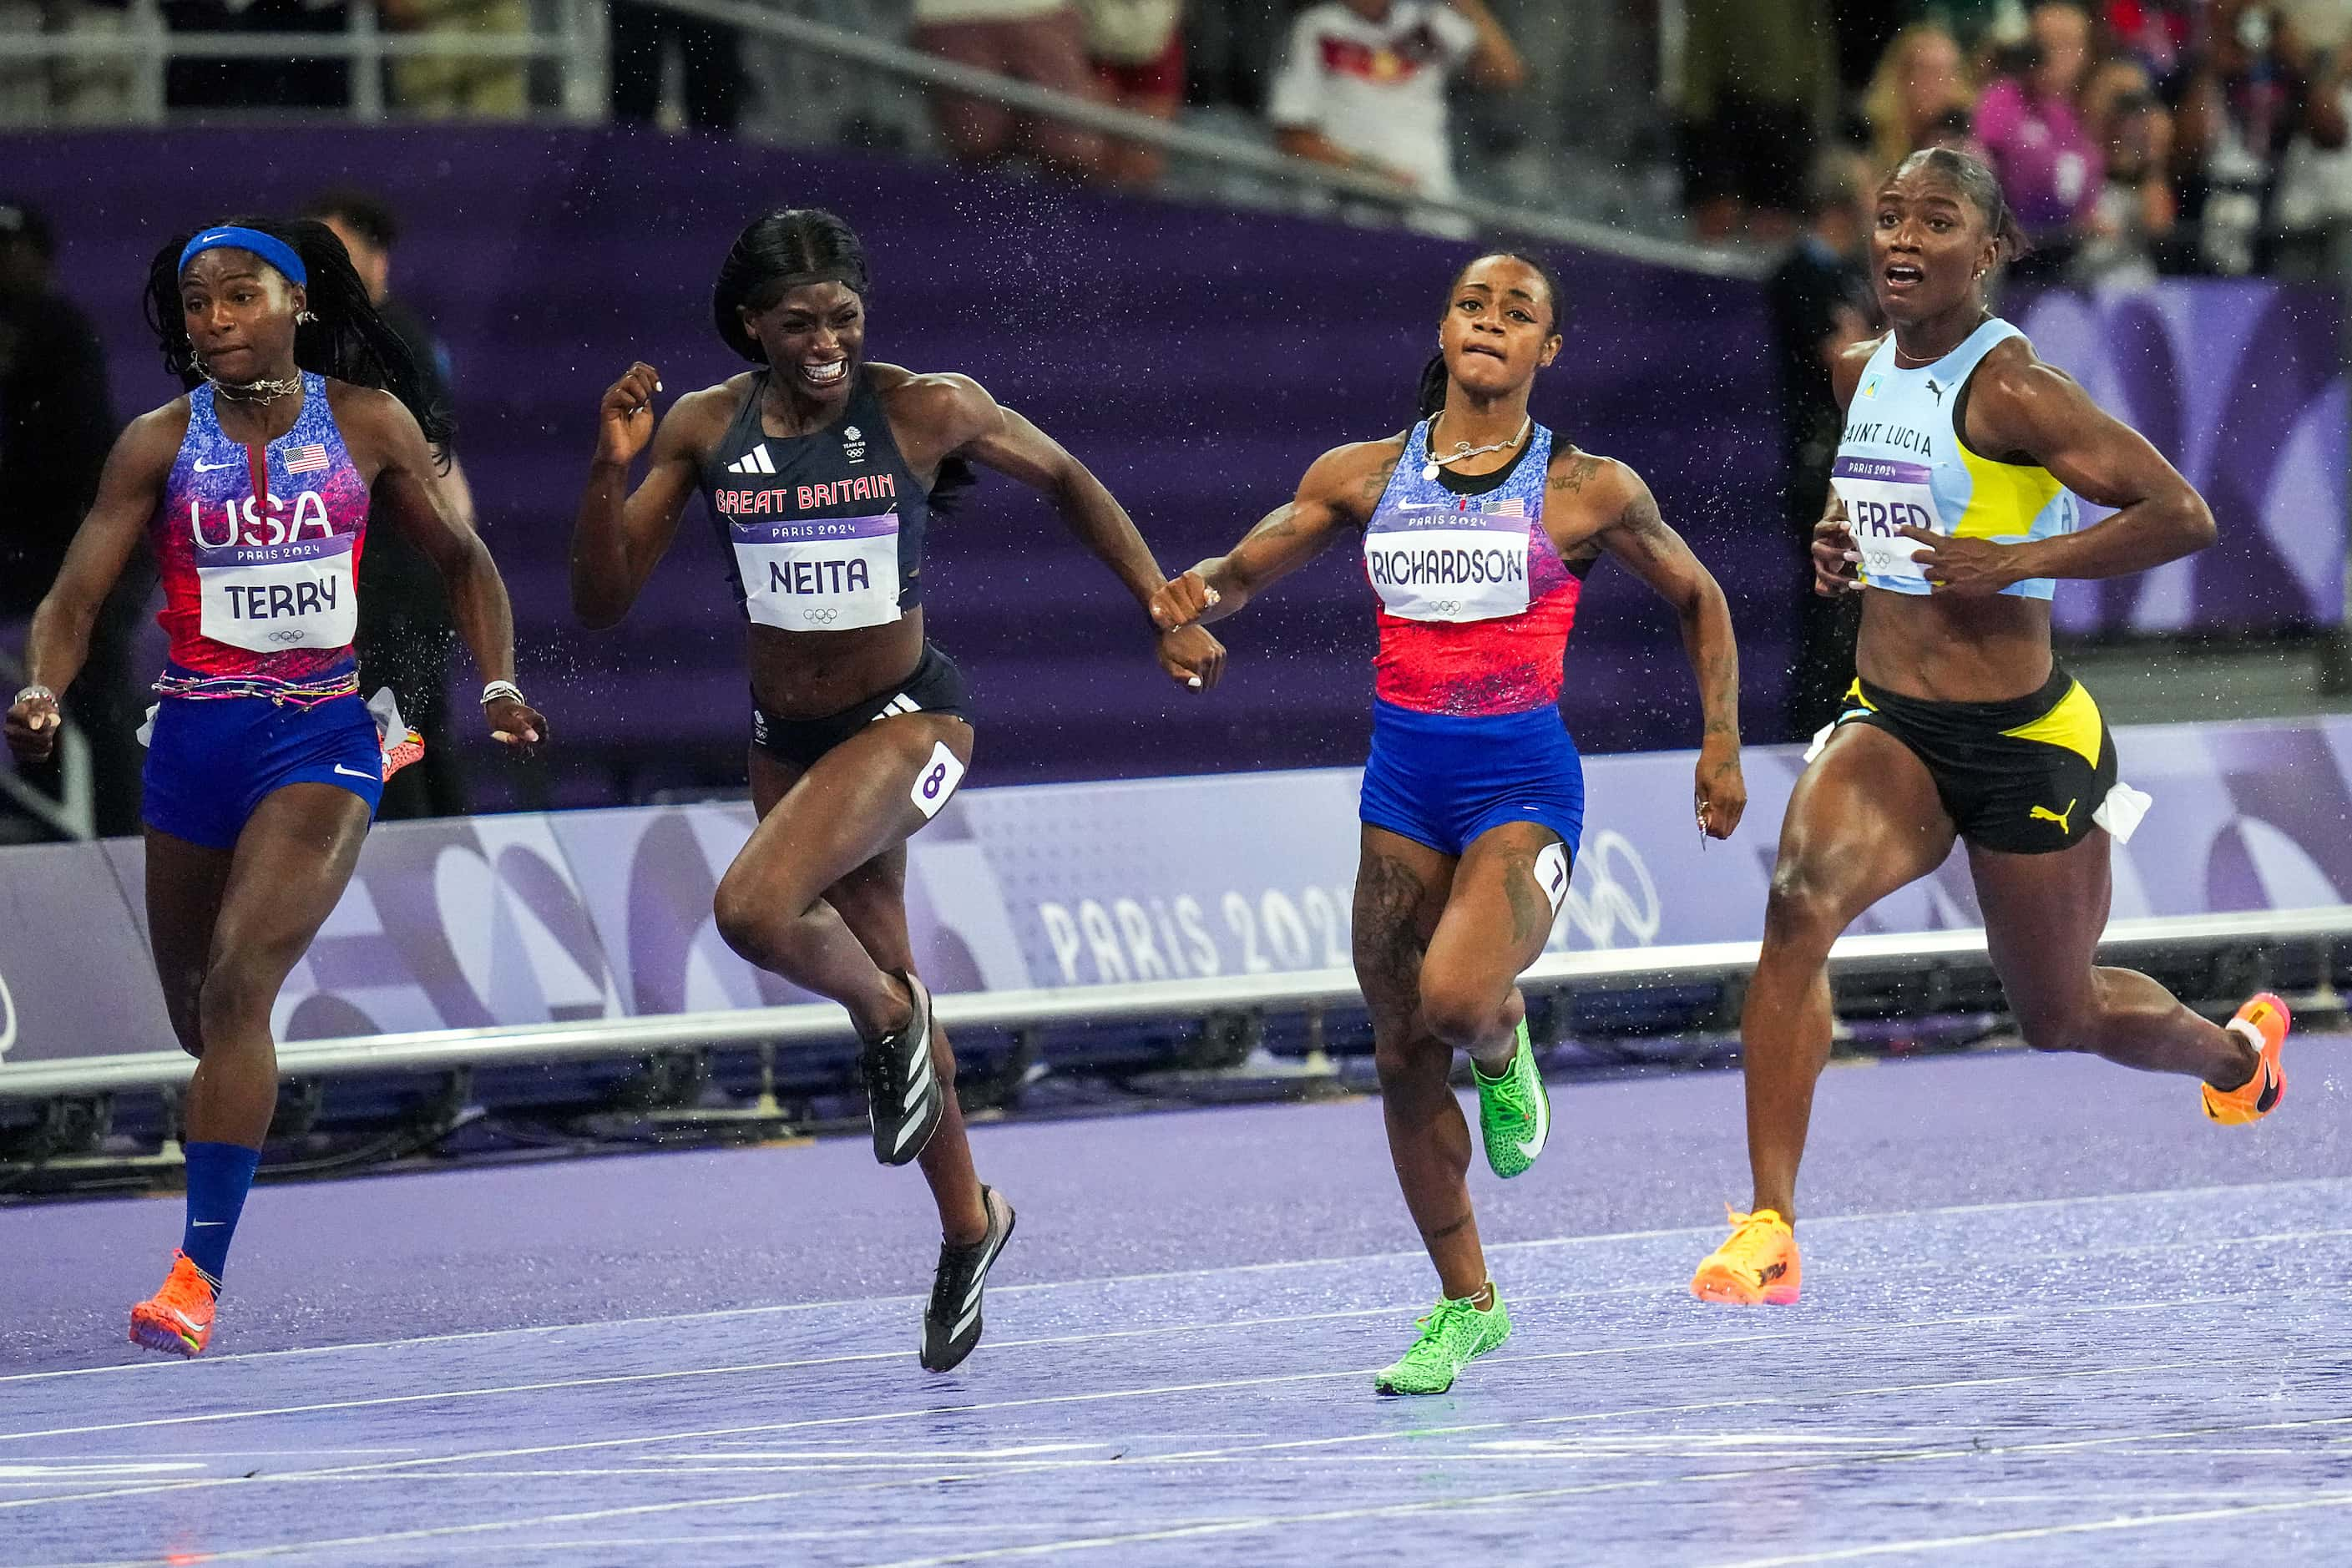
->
<box><xmin>143</xmin><ymin>215</ymin><xmax>452</xmax><ymax>459</ymax></box>
<box><xmin>712</xmin><ymin>208</ymin><xmax>871</xmax><ymax>364</ymax></box>
<box><xmin>710</xmin><ymin>207</ymin><xmax>974</xmax><ymax>514</ymax></box>
<box><xmin>1414</xmin><ymin>250</ymin><xmax>1567</xmax><ymax>420</ymax></box>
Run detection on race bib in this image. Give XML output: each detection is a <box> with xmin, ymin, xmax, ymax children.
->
<box><xmin>1832</xmin><ymin>456</ymin><xmax>1939</xmax><ymax>591</ymax></box>
<box><xmin>195</xmin><ymin>532</ymin><xmax>358</xmax><ymax>651</ymax></box>
<box><xmin>1364</xmin><ymin>503</ymin><xmax>1535</xmax><ymax>623</ymax></box>
<box><xmin>733</xmin><ymin>512</ymin><xmax>900</xmax><ymax>631</ymax></box>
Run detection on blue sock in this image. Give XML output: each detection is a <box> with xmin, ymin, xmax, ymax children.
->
<box><xmin>180</xmin><ymin>1141</ymin><xmax>261</xmax><ymax>1284</ymax></box>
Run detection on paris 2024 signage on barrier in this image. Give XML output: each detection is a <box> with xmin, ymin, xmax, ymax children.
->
<box><xmin>4</xmin><ymin>716</ymin><xmax>2352</xmax><ymax>1075</ymax></box>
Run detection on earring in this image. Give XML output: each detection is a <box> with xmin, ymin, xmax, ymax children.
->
<box><xmin>296</xmin><ymin>310</ymin><xmax>318</xmax><ymax>325</ymax></box>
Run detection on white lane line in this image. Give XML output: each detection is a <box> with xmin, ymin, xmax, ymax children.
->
<box><xmin>0</xmin><ymin>1328</ymin><xmax>2276</xmax><ymax>1518</ymax></box>
<box><xmin>8</xmin><ymin>1210</ymin><xmax>2341</xmax><ymax>1448</ymax></box>
<box><xmin>8</xmin><ymin>1174</ymin><xmax>2344</xmax><ymax>1386</ymax></box>
<box><xmin>1709</xmin><ymin>1492</ymin><xmax>2352</xmax><ymax>1566</ymax></box>
<box><xmin>0</xmin><ymin>1267</ymin><xmax>2316</xmax><ymax>1451</ymax></box>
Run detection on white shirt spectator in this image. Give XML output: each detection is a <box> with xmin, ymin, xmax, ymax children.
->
<box><xmin>1267</xmin><ymin>2</ymin><xmax>1481</xmax><ymax>201</ymax></box>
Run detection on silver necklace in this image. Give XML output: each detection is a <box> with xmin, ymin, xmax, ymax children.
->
<box><xmin>205</xmin><ymin>372</ymin><xmax>303</xmax><ymax>402</ymax></box>
<box><xmin>1422</xmin><ymin>412</ymin><xmax>1531</xmax><ymax>482</ymax></box>
<box><xmin>1892</xmin><ymin>312</ymin><xmax>1990</xmax><ymax>368</ymax></box>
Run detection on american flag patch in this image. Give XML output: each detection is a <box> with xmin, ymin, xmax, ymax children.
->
<box><xmin>1480</xmin><ymin>498</ymin><xmax>1526</xmax><ymax>517</ymax></box>
<box><xmin>284</xmin><ymin>443</ymin><xmax>330</xmax><ymax>474</ymax></box>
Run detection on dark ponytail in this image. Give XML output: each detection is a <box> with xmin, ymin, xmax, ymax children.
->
<box><xmin>1413</xmin><ymin>249</ymin><xmax>1567</xmax><ymax>422</ymax></box>
<box><xmin>1894</xmin><ymin>146</ymin><xmax>2032</xmax><ymax>271</ymax></box>
<box><xmin>712</xmin><ymin>207</ymin><xmax>870</xmax><ymax>364</ymax></box>
<box><xmin>144</xmin><ymin>215</ymin><xmax>452</xmax><ymax>461</ymax></box>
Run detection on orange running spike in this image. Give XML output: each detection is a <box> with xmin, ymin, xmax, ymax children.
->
<box><xmin>2202</xmin><ymin>992</ymin><xmax>2290</xmax><ymax>1126</ymax></box>
<box><xmin>1690</xmin><ymin>1206</ymin><xmax>1802</xmax><ymax>1306</ymax></box>
<box><xmin>128</xmin><ymin>1251</ymin><xmax>218</xmax><ymax>1358</ymax></box>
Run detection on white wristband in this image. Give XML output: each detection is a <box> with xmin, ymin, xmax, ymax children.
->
<box><xmin>481</xmin><ymin>680</ymin><xmax>525</xmax><ymax>707</ymax></box>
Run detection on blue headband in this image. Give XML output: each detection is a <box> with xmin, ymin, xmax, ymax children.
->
<box><xmin>178</xmin><ymin>226</ymin><xmax>307</xmax><ymax>289</ymax></box>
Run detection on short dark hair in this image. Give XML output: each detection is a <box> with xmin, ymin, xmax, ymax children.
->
<box><xmin>0</xmin><ymin>198</ymin><xmax>54</xmax><ymax>260</ymax></box>
<box><xmin>1890</xmin><ymin>146</ymin><xmax>2031</xmax><ymax>265</ymax></box>
<box><xmin>301</xmin><ymin>188</ymin><xmax>400</xmax><ymax>251</ymax></box>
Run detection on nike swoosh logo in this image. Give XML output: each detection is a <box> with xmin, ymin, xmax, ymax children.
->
<box><xmin>190</xmin><ymin>1220</ymin><xmax>226</xmax><ymax>1227</ymax></box>
<box><xmin>1515</xmin><ymin>1078</ymin><xmax>1549</xmax><ymax>1163</ymax></box>
<box><xmin>332</xmin><ymin>764</ymin><xmax>377</xmax><ymax>781</ymax></box>
<box><xmin>194</xmin><ymin>458</ymin><xmax>240</xmax><ymax>473</ymax></box>
<box><xmin>170</xmin><ymin>1309</ymin><xmax>206</xmax><ymax>1330</ymax></box>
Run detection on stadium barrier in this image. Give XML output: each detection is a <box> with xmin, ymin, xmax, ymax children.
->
<box><xmin>6</xmin><ymin>716</ymin><xmax>2350</xmax><ymax>1100</ymax></box>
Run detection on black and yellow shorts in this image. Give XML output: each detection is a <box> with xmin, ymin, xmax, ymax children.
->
<box><xmin>1811</xmin><ymin>667</ymin><xmax>2148</xmax><ymax>854</ymax></box>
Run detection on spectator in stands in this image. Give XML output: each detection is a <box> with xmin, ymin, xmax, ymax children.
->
<box><xmin>1861</xmin><ymin>22</ymin><xmax>1976</xmax><ymax>176</ymax></box>
<box><xmin>2103</xmin><ymin>0</ymin><xmax>2201</xmax><ymax>99</ymax></box>
<box><xmin>1767</xmin><ymin>150</ymin><xmax>1875</xmax><ymax>739</ymax></box>
<box><xmin>0</xmin><ymin>199</ymin><xmax>144</xmax><ymax>836</ymax></box>
<box><xmin>1079</xmin><ymin>0</ymin><xmax>1185</xmax><ymax>186</ymax></box>
<box><xmin>912</xmin><ymin>0</ymin><xmax>1113</xmax><ymax>180</ymax></box>
<box><xmin>385</xmin><ymin>0</ymin><xmax>529</xmax><ymax>118</ymax></box>
<box><xmin>159</xmin><ymin>0</ymin><xmax>350</xmax><ymax>110</ymax></box>
<box><xmin>1265</xmin><ymin>0</ymin><xmax>1525</xmax><ymax>205</ymax></box>
<box><xmin>2073</xmin><ymin>56</ymin><xmax>2182</xmax><ymax>285</ymax></box>
<box><xmin>303</xmin><ymin>190</ymin><xmax>473</xmax><ymax>819</ymax></box>
<box><xmin>2177</xmin><ymin>1</ymin><xmax>2349</xmax><ymax>274</ymax></box>
<box><xmin>1971</xmin><ymin>3</ymin><xmax>2102</xmax><ymax>276</ymax></box>
<box><xmin>1675</xmin><ymin>0</ymin><xmax>1837</xmax><ymax>242</ymax></box>
<box><xmin>609</xmin><ymin>0</ymin><xmax>741</xmax><ymax>132</ymax></box>
<box><xmin>2273</xmin><ymin>6</ymin><xmax>2352</xmax><ymax>276</ymax></box>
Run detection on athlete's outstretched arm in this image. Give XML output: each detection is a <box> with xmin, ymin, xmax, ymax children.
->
<box><xmin>1590</xmin><ymin>466</ymin><xmax>1746</xmax><ymax>839</ymax></box>
<box><xmin>5</xmin><ymin>411</ymin><xmax>177</xmax><ymax>763</ymax></box>
<box><xmin>352</xmin><ymin>387</ymin><xmax>545</xmax><ymax>749</ymax></box>
<box><xmin>1899</xmin><ymin>354</ymin><xmax>2215</xmax><ymax>596</ymax></box>
<box><xmin>1149</xmin><ymin>440</ymin><xmax>1393</xmax><ymax>630</ymax></box>
<box><xmin>927</xmin><ymin>373</ymin><xmax>1225</xmax><ymax>690</ymax></box>
<box><xmin>571</xmin><ymin>362</ymin><xmax>703</xmax><ymax>630</ymax></box>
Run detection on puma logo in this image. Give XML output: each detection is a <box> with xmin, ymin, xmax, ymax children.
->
<box><xmin>2030</xmin><ymin>798</ymin><xmax>2076</xmax><ymax>833</ymax></box>
<box><xmin>1926</xmin><ymin>377</ymin><xmax>1944</xmax><ymax>405</ymax></box>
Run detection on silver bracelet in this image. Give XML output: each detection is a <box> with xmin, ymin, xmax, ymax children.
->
<box><xmin>12</xmin><ymin>685</ymin><xmax>54</xmax><ymax>708</ymax></box>
<box><xmin>480</xmin><ymin>680</ymin><xmax>525</xmax><ymax>707</ymax></box>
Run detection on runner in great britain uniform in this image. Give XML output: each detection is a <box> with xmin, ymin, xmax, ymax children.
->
<box><xmin>5</xmin><ymin>218</ymin><xmax>543</xmax><ymax>1357</ymax></box>
<box><xmin>1153</xmin><ymin>253</ymin><xmax>1745</xmax><ymax>1394</ymax></box>
<box><xmin>1689</xmin><ymin>149</ymin><xmax>2292</xmax><ymax>1308</ymax></box>
<box><xmin>571</xmin><ymin>209</ymin><xmax>1222</xmax><ymax>1373</ymax></box>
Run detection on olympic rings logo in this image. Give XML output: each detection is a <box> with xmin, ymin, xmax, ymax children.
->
<box><xmin>268</xmin><ymin>629</ymin><xmax>306</xmax><ymax>645</ymax></box>
<box><xmin>1555</xmin><ymin>829</ymin><xmax>1662</xmax><ymax>949</ymax></box>
<box><xmin>1429</xmin><ymin>599</ymin><xmax>1462</xmax><ymax>616</ymax></box>
<box><xmin>802</xmin><ymin>608</ymin><xmax>841</xmax><ymax>625</ymax></box>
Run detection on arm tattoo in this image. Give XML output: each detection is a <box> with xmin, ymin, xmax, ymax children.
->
<box><xmin>1614</xmin><ymin>486</ymin><xmax>1671</xmax><ymax>545</ymax></box>
<box><xmin>1355</xmin><ymin>454</ymin><xmax>1401</xmax><ymax>513</ymax></box>
<box><xmin>1546</xmin><ymin>454</ymin><xmax>1603</xmax><ymax>495</ymax></box>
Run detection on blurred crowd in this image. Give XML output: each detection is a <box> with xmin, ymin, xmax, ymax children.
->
<box><xmin>1682</xmin><ymin>1</ymin><xmax>2352</xmax><ymax>284</ymax></box>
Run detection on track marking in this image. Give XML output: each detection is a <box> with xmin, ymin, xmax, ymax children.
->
<box><xmin>0</xmin><ymin>1271</ymin><xmax>2319</xmax><ymax>1452</ymax></box>
<box><xmin>1710</xmin><ymin>1493</ymin><xmax>2352</xmax><ymax>1565</ymax></box>
<box><xmin>8</xmin><ymin>1175</ymin><xmax>2344</xmax><ymax>1385</ymax></box>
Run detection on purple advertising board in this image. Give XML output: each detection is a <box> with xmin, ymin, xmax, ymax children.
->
<box><xmin>4</xmin><ymin>715</ymin><xmax>2350</xmax><ymax>1080</ymax></box>
<box><xmin>0</xmin><ymin>129</ymin><xmax>2337</xmax><ymax>814</ymax></box>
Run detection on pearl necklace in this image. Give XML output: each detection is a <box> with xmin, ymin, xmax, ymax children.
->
<box><xmin>1422</xmin><ymin>413</ymin><xmax>1531</xmax><ymax>482</ymax></box>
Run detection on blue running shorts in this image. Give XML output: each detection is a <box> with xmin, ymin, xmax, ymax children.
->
<box><xmin>143</xmin><ymin>685</ymin><xmax>384</xmax><ymax>849</ymax></box>
<box><xmin>1358</xmin><ymin>698</ymin><xmax>1586</xmax><ymax>858</ymax></box>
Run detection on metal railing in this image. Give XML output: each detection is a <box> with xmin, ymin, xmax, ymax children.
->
<box><xmin>0</xmin><ymin>0</ymin><xmax>1759</xmax><ymax>279</ymax></box>
<box><xmin>3</xmin><ymin>903</ymin><xmax>2340</xmax><ymax>1100</ymax></box>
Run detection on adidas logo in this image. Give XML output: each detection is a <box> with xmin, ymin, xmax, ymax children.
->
<box><xmin>726</xmin><ymin>444</ymin><xmax>777</xmax><ymax>475</ymax></box>
<box><xmin>869</xmin><ymin>692</ymin><xmax>923</xmax><ymax>722</ymax></box>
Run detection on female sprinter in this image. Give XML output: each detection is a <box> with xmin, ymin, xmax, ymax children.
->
<box><xmin>4</xmin><ymin>219</ymin><xmax>544</xmax><ymax>1357</ymax></box>
<box><xmin>571</xmin><ymin>209</ymin><xmax>1222</xmax><ymax>1373</ymax></box>
<box><xmin>1689</xmin><ymin>148</ymin><xmax>2290</xmax><ymax>1308</ymax></box>
<box><xmin>1151</xmin><ymin>252</ymin><xmax>1746</xmax><ymax>1394</ymax></box>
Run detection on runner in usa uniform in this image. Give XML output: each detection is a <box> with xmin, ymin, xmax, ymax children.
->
<box><xmin>1688</xmin><ymin>149</ymin><xmax>2292</xmax><ymax>1308</ymax></box>
<box><xmin>4</xmin><ymin>219</ymin><xmax>544</xmax><ymax>1357</ymax></box>
<box><xmin>571</xmin><ymin>209</ymin><xmax>1222</xmax><ymax>1373</ymax></box>
<box><xmin>1151</xmin><ymin>253</ymin><xmax>1746</xmax><ymax>1394</ymax></box>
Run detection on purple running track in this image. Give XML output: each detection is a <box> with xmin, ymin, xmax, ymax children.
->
<box><xmin>2</xmin><ymin>1048</ymin><xmax>2347</xmax><ymax>1565</ymax></box>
